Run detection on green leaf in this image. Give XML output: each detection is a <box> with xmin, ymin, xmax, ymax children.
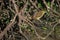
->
<box><xmin>28</xmin><ymin>29</ymin><xmax>31</xmax><ymax>32</ymax></box>
<box><xmin>42</xmin><ymin>27</ymin><xmax>47</xmax><ymax>30</ymax></box>
<box><xmin>6</xmin><ymin>19</ymin><xmax>10</xmax><ymax>24</ymax></box>
<box><xmin>38</xmin><ymin>3</ymin><xmax>42</xmax><ymax>8</ymax></box>
<box><xmin>47</xmin><ymin>2</ymin><xmax>51</xmax><ymax>7</ymax></box>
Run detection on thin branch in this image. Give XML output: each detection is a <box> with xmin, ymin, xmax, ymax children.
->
<box><xmin>42</xmin><ymin>22</ymin><xmax>58</xmax><ymax>39</ymax></box>
<box><xmin>19</xmin><ymin>30</ymin><xmax>29</xmax><ymax>40</ymax></box>
<box><xmin>30</xmin><ymin>0</ymin><xmax>39</xmax><ymax>10</ymax></box>
<box><xmin>35</xmin><ymin>22</ymin><xmax>58</xmax><ymax>40</ymax></box>
<box><xmin>51</xmin><ymin>0</ymin><xmax>55</xmax><ymax>8</ymax></box>
<box><xmin>42</xmin><ymin>0</ymin><xmax>60</xmax><ymax>16</ymax></box>
<box><xmin>8</xmin><ymin>6</ymin><xmax>16</xmax><ymax>13</ymax></box>
<box><xmin>0</xmin><ymin>14</ymin><xmax>17</xmax><ymax>40</ymax></box>
<box><xmin>57</xmin><ymin>0</ymin><xmax>60</xmax><ymax>9</ymax></box>
<box><xmin>12</xmin><ymin>0</ymin><xmax>29</xmax><ymax>40</ymax></box>
<box><xmin>12</xmin><ymin>0</ymin><xmax>19</xmax><ymax>13</ymax></box>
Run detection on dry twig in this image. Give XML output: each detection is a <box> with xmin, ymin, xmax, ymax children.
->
<box><xmin>0</xmin><ymin>14</ymin><xmax>17</xmax><ymax>39</ymax></box>
<box><xmin>42</xmin><ymin>0</ymin><xmax>60</xmax><ymax>16</ymax></box>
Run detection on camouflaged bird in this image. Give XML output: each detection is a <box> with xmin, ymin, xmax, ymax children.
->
<box><xmin>32</xmin><ymin>10</ymin><xmax>46</xmax><ymax>20</ymax></box>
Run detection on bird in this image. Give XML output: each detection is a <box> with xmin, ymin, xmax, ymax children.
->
<box><xmin>32</xmin><ymin>10</ymin><xmax>46</xmax><ymax>20</ymax></box>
